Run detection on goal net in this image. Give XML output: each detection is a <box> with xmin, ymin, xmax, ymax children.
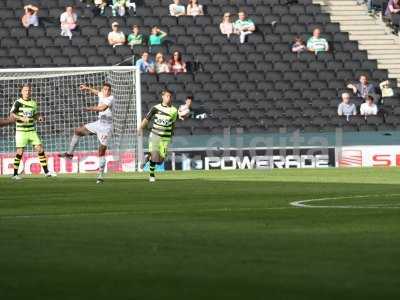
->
<box><xmin>0</xmin><ymin>66</ymin><xmax>142</xmax><ymax>175</ymax></box>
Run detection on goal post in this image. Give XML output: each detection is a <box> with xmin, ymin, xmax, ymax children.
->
<box><xmin>0</xmin><ymin>66</ymin><xmax>143</xmax><ymax>175</ymax></box>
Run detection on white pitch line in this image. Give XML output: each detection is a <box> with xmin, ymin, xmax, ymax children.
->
<box><xmin>290</xmin><ymin>193</ymin><xmax>400</xmax><ymax>209</ymax></box>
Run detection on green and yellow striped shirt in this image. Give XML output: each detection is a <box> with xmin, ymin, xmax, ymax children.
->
<box><xmin>10</xmin><ymin>98</ymin><xmax>38</xmax><ymax>132</ymax></box>
<box><xmin>145</xmin><ymin>103</ymin><xmax>178</xmax><ymax>139</ymax></box>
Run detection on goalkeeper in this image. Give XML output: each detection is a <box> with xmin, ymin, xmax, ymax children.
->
<box><xmin>140</xmin><ymin>89</ymin><xmax>178</xmax><ymax>182</ymax></box>
<box><xmin>10</xmin><ymin>84</ymin><xmax>55</xmax><ymax>179</ymax></box>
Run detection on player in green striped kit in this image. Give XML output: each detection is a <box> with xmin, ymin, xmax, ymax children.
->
<box><xmin>10</xmin><ymin>85</ymin><xmax>55</xmax><ymax>180</ymax></box>
<box><xmin>140</xmin><ymin>89</ymin><xmax>178</xmax><ymax>182</ymax></box>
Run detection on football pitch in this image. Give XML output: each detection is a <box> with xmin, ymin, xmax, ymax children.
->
<box><xmin>1</xmin><ymin>168</ymin><xmax>400</xmax><ymax>299</ymax></box>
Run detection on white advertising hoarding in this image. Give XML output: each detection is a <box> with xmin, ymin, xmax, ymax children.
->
<box><xmin>337</xmin><ymin>146</ymin><xmax>400</xmax><ymax>167</ymax></box>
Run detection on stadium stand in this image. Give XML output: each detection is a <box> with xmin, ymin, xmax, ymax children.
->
<box><xmin>1</xmin><ymin>0</ymin><xmax>399</xmax><ymax>135</ymax></box>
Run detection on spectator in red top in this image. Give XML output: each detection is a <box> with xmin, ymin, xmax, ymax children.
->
<box><xmin>169</xmin><ymin>51</ymin><xmax>187</xmax><ymax>74</ymax></box>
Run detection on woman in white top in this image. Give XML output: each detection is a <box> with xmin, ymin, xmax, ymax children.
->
<box><xmin>360</xmin><ymin>95</ymin><xmax>378</xmax><ymax>116</ymax></box>
<box><xmin>60</xmin><ymin>6</ymin><xmax>78</xmax><ymax>39</ymax></box>
<box><xmin>187</xmin><ymin>0</ymin><xmax>204</xmax><ymax>16</ymax></box>
<box><xmin>220</xmin><ymin>12</ymin><xmax>233</xmax><ymax>37</ymax></box>
<box><xmin>169</xmin><ymin>0</ymin><xmax>186</xmax><ymax>17</ymax></box>
<box><xmin>21</xmin><ymin>4</ymin><xmax>39</xmax><ymax>28</ymax></box>
<box><xmin>154</xmin><ymin>52</ymin><xmax>170</xmax><ymax>74</ymax></box>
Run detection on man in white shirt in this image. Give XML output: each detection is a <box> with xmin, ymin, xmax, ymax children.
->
<box><xmin>60</xmin><ymin>83</ymin><xmax>114</xmax><ymax>184</ymax></box>
<box><xmin>108</xmin><ymin>22</ymin><xmax>126</xmax><ymax>47</ymax></box>
<box><xmin>169</xmin><ymin>0</ymin><xmax>186</xmax><ymax>17</ymax></box>
<box><xmin>337</xmin><ymin>93</ymin><xmax>357</xmax><ymax>119</ymax></box>
<box><xmin>360</xmin><ymin>95</ymin><xmax>378</xmax><ymax>116</ymax></box>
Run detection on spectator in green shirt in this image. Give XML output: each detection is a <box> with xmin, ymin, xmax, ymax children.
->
<box><xmin>148</xmin><ymin>26</ymin><xmax>167</xmax><ymax>46</ymax></box>
<box><xmin>233</xmin><ymin>11</ymin><xmax>255</xmax><ymax>44</ymax></box>
<box><xmin>307</xmin><ymin>28</ymin><xmax>329</xmax><ymax>54</ymax></box>
<box><xmin>127</xmin><ymin>25</ymin><xmax>143</xmax><ymax>47</ymax></box>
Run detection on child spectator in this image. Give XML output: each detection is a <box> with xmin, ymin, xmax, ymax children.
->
<box><xmin>337</xmin><ymin>93</ymin><xmax>357</xmax><ymax>119</ymax></box>
<box><xmin>108</xmin><ymin>22</ymin><xmax>126</xmax><ymax>47</ymax></box>
<box><xmin>21</xmin><ymin>4</ymin><xmax>39</xmax><ymax>28</ymax></box>
<box><xmin>291</xmin><ymin>37</ymin><xmax>306</xmax><ymax>53</ymax></box>
<box><xmin>360</xmin><ymin>95</ymin><xmax>378</xmax><ymax>116</ymax></box>
<box><xmin>149</xmin><ymin>26</ymin><xmax>167</xmax><ymax>46</ymax></box>
<box><xmin>178</xmin><ymin>96</ymin><xmax>193</xmax><ymax>120</ymax></box>
<box><xmin>169</xmin><ymin>51</ymin><xmax>187</xmax><ymax>74</ymax></box>
<box><xmin>233</xmin><ymin>11</ymin><xmax>256</xmax><ymax>44</ymax></box>
<box><xmin>187</xmin><ymin>0</ymin><xmax>204</xmax><ymax>17</ymax></box>
<box><xmin>60</xmin><ymin>6</ymin><xmax>78</xmax><ymax>39</ymax></box>
<box><xmin>136</xmin><ymin>52</ymin><xmax>155</xmax><ymax>73</ymax></box>
<box><xmin>127</xmin><ymin>25</ymin><xmax>143</xmax><ymax>47</ymax></box>
<box><xmin>154</xmin><ymin>52</ymin><xmax>170</xmax><ymax>74</ymax></box>
<box><xmin>307</xmin><ymin>28</ymin><xmax>329</xmax><ymax>54</ymax></box>
<box><xmin>169</xmin><ymin>0</ymin><xmax>186</xmax><ymax>17</ymax></box>
<box><xmin>220</xmin><ymin>13</ymin><xmax>233</xmax><ymax>38</ymax></box>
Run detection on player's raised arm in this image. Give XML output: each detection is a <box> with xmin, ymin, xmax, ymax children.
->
<box><xmin>80</xmin><ymin>84</ymin><xmax>99</xmax><ymax>96</ymax></box>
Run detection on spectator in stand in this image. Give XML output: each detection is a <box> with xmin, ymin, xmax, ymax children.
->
<box><xmin>169</xmin><ymin>51</ymin><xmax>187</xmax><ymax>74</ymax></box>
<box><xmin>60</xmin><ymin>6</ymin><xmax>78</xmax><ymax>39</ymax></box>
<box><xmin>307</xmin><ymin>28</ymin><xmax>329</xmax><ymax>54</ymax></box>
<box><xmin>338</xmin><ymin>93</ymin><xmax>357</xmax><ymax>118</ymax></box>
<box><xmin>360</xmin><ymin>95</ymin><xmax>378</xmax><ymax>116</ymax></box>
<box><xmin>149</xmin><ymin>26</ymin><xmax>168</xmax><ymax>46</ymax></box>
<box><xmin>127</xmin><ymin>25</ymin><xmax>143</xmax><ymax>47</ymax></box>
<box><xmin>233</xmin><ymin>11</ymin><xmax>256</xmax><ymax>44</ymax></box>
<box><xmin>385</xmin><ymin>0</ymin><xmax>400</xmax><ymax>34</ymax></box>
<box><xmin>169</xmin><ymin>0</ymin><xmax>186</xmax><ymax>17</ymax></box>
<box><xmin>21</xmin><ymin>4</ymin><xmax>39</xmax><ymax>28</ymax></box>
<box><xmin>291</xmin><ymin>36</ymin><xmax>306</xmax><ymax>53</ymax></box>
<box><xmin>93</xmin><ymin>0</ymin><xmax>107</xmax><ymax>16</ymax></box>
<box><xmin>346</xmin><ymin>75</ymin><xmax>378</xmax><ymax>101</ymax></box>
<box><xmin>187</xmin><ymin>0</ymin><xmax>204</xmax><ymax>16</ymax></box>
<box><xmin>136</xmin><ymin>52</ymin><xmax>155</xmax><ymax>73</ymax></box>
<box><xmin>220</xmin><ymin>13</ymin><xmax>233</xmax><ymax>38</ymax></box>
<box><xmin>178</xmin><ymin>96</ymin><xmax>193</xmax><ymax>120</ymax></box>
<box><xmin>357</xmin><ymin>0</ymin><xmax>373</xmax><ymax>14</ymax></box>
<box><xmin>154</xmin><ymin>52</ymin><xmax>170</xmax><ymax>74</ymax></box>
<box><xmin>111</xmin><ymin>0</ymin><xmax>135</xmax><ymax>17</ymax></box>
<box><xmin>108</xmin><ymin>22</ymin><xmax>126</xmax><ymax>47</ymax></box>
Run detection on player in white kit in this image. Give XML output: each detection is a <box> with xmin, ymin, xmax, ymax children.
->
<box><xmin>60</xmin><ymin>83</ymin><xmax>114</xmax><ymax>184</ymax></box>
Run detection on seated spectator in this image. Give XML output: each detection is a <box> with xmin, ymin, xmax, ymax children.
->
<box><xmin>127</xmin><ymin>25</ymin><xmax>143</xmax><ymax>47</ymax></box>
<box><xmin>187</xmin><ymin>0</ymin><xmax>204</xmax><ymax>17</ymax></box>
<box><xmin>338</xmin><ymin>93</ymin><xmax>357</xmax><ymax>118</ymax></box>
<box><xmin>21</xmin><ymin>4</ymin><xmax>39</xmax><ymax>28</ymax></box>
<box><xmin>233</xmin><ymin>11</ymin><xmax>256</xmax><ymax>44</ymax></box>
<box><xmin>108</xmin><ymin>22</ymin><xmax>126</xmax><ymax>47</ymax></box>
<box><xmin>178</xmin><ymin>96</ymin><xmax>193</xmax><ymax>120</ymax></box>
<box><xmin>379</xmin><ymin>80</ymin><xmax>394</xmax><ymax>98</ymax></box>
<box><xmin>346</xmin><ymin>75</ymin><xmax>378</xmax><ymax>101</ymax></box>
<box><xmin>93</xmin><ymin>0</ymin><xmax>107</xmax><ymax>16</ymax></box>
<box><xmin>307</xmin><ymin>28</ymin><xmax>329</xmax><ymax>54</ymax></box>
<box><xmin>220</xmin><ymin>13</ymin><xmax>233</xmax><ymax>38</ymax></box>
<box><xmin>291</xmin><ymin>36</ymin><xmax>306</xmax><ymax>53</ymax></box>
<box><xmin>149</xmin><ymin>26</ymin><xmax>167</xmax><ymax>46</ymax></box>
<box><xmin>360</xmin><ymin>95</ymin><xmax>378</xmax><ymax>116</ymax></box>
<box><xmin>169</xmin><ymin>0</ymin><xmax>186</xmax><ymax>17</ymax></box>
<box><xmin>385</xmin><ymin>0</ymin><xmax>400</xmax><ymax>34</ymax></box>
<box><xmin>154</xmin><ymin>52</ymin><xmax>170</xmax><ymax>74</ymax></box>
<box><xmin>136</xmin><ymin>52</ymin><xmax>155</xmax><ymax>73</ymax></box>
<box><xmin>111</xmin><ymin>0</ymin><xmax>135</xmax><ymax>17</ymax></box>
<box><xmin>169</xmin><ymin>51</ymin><xmax>187</xmax><ymax>74</ymax></box>
<box><xmin>60</xmin><ymin>6</ymin><xmax>78</xmax><ymax>39</ymax></box>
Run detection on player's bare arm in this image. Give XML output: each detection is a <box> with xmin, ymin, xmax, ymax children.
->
<box><xmin>79</xmin><ymin>84</ymin><xmax>99</xmax><ymax>96</ymax></box>
<box><xmin>84</xmin><ymin>103</ymin><xmax>109</xmax><ymax>112</ymax></box>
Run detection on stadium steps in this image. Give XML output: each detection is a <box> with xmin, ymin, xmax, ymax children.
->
<box><xmin>317</xmin><ymin>0</ymin><xmax>400</xmax><ymax>87</ymax></box>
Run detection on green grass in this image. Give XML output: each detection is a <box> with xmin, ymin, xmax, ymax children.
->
<box><xmin>1</xmin><ymin>168</ymin><xmax>400</xmax><ymax>299</ymax></box>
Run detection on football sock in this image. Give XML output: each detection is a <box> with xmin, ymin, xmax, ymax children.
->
<box><xmin>38</xmin><ymin>152</ymin><xmax>49</xmax><ymax>174</ymax></box>
<box><xmin>99</xmin><ymin>156</ymin><xmax>106</xmax><ymax>175</ymax></box>
<box><xmin>13</xmin><ymin>154</ymin><xmax>22</xmax><ymax>176</ymax></box>
<box><xmin>68</xmin><ymin>135</ymin><xmax>80</xmax><ymax>154</ymax></box>
<box><xmin>149</xmin><ymin>160</ymin><xmax>156</xmax><ymax>178</ymax></box>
